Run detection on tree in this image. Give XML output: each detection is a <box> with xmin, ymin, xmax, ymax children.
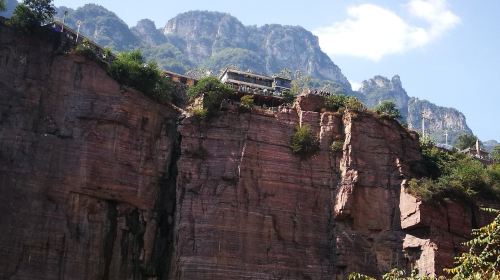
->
<box><xmin>9</xmin><ymin>0</ymin><xmax>56</xmax><ymax>30</ymax></box>
<box><xmin>491</xmin><ymin>145</ymin><xmax>500</xmax><ymax>163</ymax></box>
<box><xmin>290</xmin><ymin>124</ymin><xmax>319</xmax><ymax>158</ymax></box>
<box><xmin>374</xmin><ymin>100</ymin><xmax>402</xmax><ymax>120</ymax></box>
<box><xmin>0</xmin><ymin>0</ymin><xmax>6</xmax><ymax>12</ymax></box>
<box><xmin>186</xmin><ymin>77</ymin><xmax>233</xmax><ymax>116</ymax></box>
<box><xmin>454</xmin><ymin>134</ymin><xmax>478</xmax><ymax>150</ymax></box>
<box><xmin>108</xmin><ymin>50</ymin><xmax>173</xmax><ymax>103</ymax></box>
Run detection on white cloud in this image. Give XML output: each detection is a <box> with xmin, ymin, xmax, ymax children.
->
<box><xmin>350</xmin><ymin>81</ymin><xmax>362</xmax><ymax>91</ymax></box>
<box><xmin>314</xmin><ymin>0</ymin><xmax>460</xmax><ymax>61</ymax></box>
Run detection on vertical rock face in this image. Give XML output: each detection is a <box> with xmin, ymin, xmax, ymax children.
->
<box><xmin>0</xmin><ymin>26</ymin><xmax>179</xmax><ymax>279</ymax></box>
<box><xmin>0</xmin><ymin>25</ymin><xmax>493</xmax><ymax>280</ymax></box>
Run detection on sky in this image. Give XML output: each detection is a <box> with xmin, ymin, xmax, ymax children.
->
<box><xmin>53</xmin><ymin>0</ymin><xmax>500</xmax><ymax>141</ymax></box>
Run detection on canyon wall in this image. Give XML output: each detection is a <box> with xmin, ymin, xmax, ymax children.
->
<box><xmin>0</xmin><ymin>25</ymin><xmax>179</xmax><ymax>279</ymax></box>
<box><xmin>0</xmin><ymin>24</ymin><xmax>491</xmax><ymax>279</ymax></box>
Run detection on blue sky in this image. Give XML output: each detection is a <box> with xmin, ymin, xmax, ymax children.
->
<box><xmin>54</xmin><ymin>0</ymin><xmax>500</xmax><ymax>141</ymax></box>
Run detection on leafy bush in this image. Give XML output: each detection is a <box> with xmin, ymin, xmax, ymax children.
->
<box><xmin>324</xmin><ymin>95</ymin><xmax>365</xmax><ymax>112</ymax></box>
<box><xmin>344</xmin><ymin>96</ymin><xmax>366</xmax><ymax>111</ymax></box>
<box><xmin>408</xmin><ymin>139</ymin><xmax>500</xmax><ymax>202</ymax></box>
<box><xmin>330</xmin><ymin>140</ymin><xmax>344</xmax><ymax>153</ymax></box>
<box><xmin>191</xmin><ymin>108</ymin><xmax>208</xmax><ymax>119</ymax></box>
<box><xmin>239</xmin><ymin>95</ymin><xmax>254</xmax><ymax>112</ymax></box>
<box><xmin>324</xmin><ymin>94</ymin><xmax>348</xmax><ymax>111</ymax></box>
<box><xmin>445</xmin><ymin>208</ymin><xmax>500</xmax><ymax>279</ymax></box>
<box><xmin>281</xmin><ymin>90</ymin><xmax>296</xmax><ymax>105</ymax></box>
<box><xmin>374</xmin><ymin>100</ymin><xmax>402</xmax><ymax>120</ymax></box>
<box><xmin>454</xmin><ymin>134</ymin><xmax>478</xmax><ymax>150</ymax></box>
<box><xmin>290</xmin><ymin>125</ymin><xmax>319</xmax><ymax>158</ymax></box>
<box><xmin>492</xmin><ymin>145</ymin><xmax>500</xmax><ymax>163</ymax></box>
<box><xmin>108</xmin><ymin>50</ymin><xmax>173</xmax><ymax>103</ymax></box>
<box><xmin>8</xmin><ymin>0</ymin><xmax>55</xmax><ymax>31</ymax></box>
<box><xmin>187</xmin><ymin>77</ymin><xmax>234</xmax><ymax>117</ymax></box>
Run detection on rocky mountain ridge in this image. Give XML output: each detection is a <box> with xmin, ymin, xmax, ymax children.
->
<box><xmin>358</xmin><ymin>75</ymin><xmax>473</xmax><ymax>144</ymax></box>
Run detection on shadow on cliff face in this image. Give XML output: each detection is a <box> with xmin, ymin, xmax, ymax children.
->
<box><xmin>0</xmin><ymin>22</ymin><xmax>181</xmax><ymax>280</ymax></box>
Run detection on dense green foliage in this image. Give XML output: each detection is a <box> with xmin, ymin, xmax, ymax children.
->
<box><xmin>374</xmin><ymin>100</ymin><xmax>402</xmax><ymax>120</ymax></box>
<box><xmin>108</xmin><ymin>50</ymin><xmax>173</xmax><ymax>103</ymax></box>
<box><xmin>239</xmin><ymin>95</ymin><xmax>254</xmax><ymax>112</ymax></box>
<box><xmin>330</xmin><ymin>140</ymin><xmax>344</xmax><ymax>153</ymax></box>
<box><xmin>455</xmin><ymin>134</ymin><xmax>479</xmax><ymax>150</ymax></box>
<box><xmin>324</xmin><ymin>94</ymin><xmax>366</xmax><ymax>112</ymax></box>
<box><xmin>408</xmin><ymin>139</ymin><xmax>500</xmax><ymax>202</ymax></box>
<box><xmin>492</xmin><ymin>146</ymin><xmax>500</xmax><ymax>163</ymax></box>
<box><xmin>290</xmin><ymin>125</ymin><xmax>319</xmax><ymax>158</ymax></box>
<box><xmin>9</xmin><ymin>0</ymin><xmax>56</xmax><ymax>31</ymax></box>
<box><xmin>281</xmin><ymin>90</ymin><xmax>296</xmax><ymax>105</ymax></box>
<box><xmin>187</xmin><ymin>77</ymin><xmax>233</xmax><ymax>116</ymax></box>
<box><xmin>324</xmin><ymin>94</ymin><xmax>348</xmax><ymax>111</ymax></box>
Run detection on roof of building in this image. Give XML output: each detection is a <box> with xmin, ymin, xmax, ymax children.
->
<box><xmin>220</xmin><ymin>68</ymin><xmax>274</xmax><ymax>81</ymax></box>
<box><xmin>163</xmin><ymin>70</ymin><xmax>196</xmax><ymax>81</ymax></box>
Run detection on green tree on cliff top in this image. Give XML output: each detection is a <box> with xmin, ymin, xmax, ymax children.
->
<box><xmin>9</xmin><ymin>0</ymin><xmax>56</xmax><ymax>31</ymax></box>
<box><xmin>454</xmin><ymin>134</ymin><xmax>479</xmax><ymax>150</ymax></box>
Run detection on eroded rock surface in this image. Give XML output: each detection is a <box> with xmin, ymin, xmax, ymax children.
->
<box><xmin>0</xmin><ymin>25</ymin><xmax>179</xmax><ymax>279</ymax></box>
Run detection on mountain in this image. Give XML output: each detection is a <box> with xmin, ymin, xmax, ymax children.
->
<box><xmin>357</xmin><ymin>75</ymin><xmax>473</xmax><ymax>144</ymax></box>
<box><xmin>56</xmin><ymin>4</ymin><xmax>139</xmax><ymax>50</ymax></box>
<box><xmin>54</xmin><ymin>7</ymin><xmax>350</xmax><ymax>90</ymax></box>
<box><xmin>162</xmin><ymin>11</ymin><xmax>350</xmax><ymax>88</ymax></box>
<box><xmin>51</xmin><ymin>5</ymin><xmax>482</xmax><ymax>144</ymax></box>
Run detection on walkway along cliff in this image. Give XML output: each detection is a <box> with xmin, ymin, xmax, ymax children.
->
<box><xmin>0</xmin><ymin>23</ymin><xmax>492</xmax><ymax>279</ymax></box>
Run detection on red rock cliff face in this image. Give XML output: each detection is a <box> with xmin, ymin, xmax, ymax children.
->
<box><xmin>0</xmin><ymin>25</ymin><xmax>490</xmax><ymax>280</ymax></box>
<box><xmin>0</xmin><ymin>26</ymin><xmax>179</xmax><ymax>279</ymax></box>
<box><xmin>173</xmin><ymin>96</ymin><xmax>489</xmax><ymax>279</ymax></box>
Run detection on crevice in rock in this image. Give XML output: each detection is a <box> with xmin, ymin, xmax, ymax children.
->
<box><xmin>150</xmin><ymin>128</ymin><xmax>181</xmax><ymax>280</ymax></box>
<box><xmin>102</xmin><ymin>201</ymin><xmax>118</xmax><ymax>280</ymax></box>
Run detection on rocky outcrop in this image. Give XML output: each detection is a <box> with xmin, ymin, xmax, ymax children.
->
<box><xmin>0</xmin><ymin>25</ymin><xmax>179</xmax><ymax>279</ymax></box>
<box><xmin>131</xmin><ymin>19</ymin><xmax>168</xmax><ymax>46</ymax></box>
<box><xmin>172</xmin><ymin>94</ymin><xmax>484</xmax><ymax>279</ymax></box>
<box><xmin>163</xmin><ymin>11</ymin><xmax>350</xmax><ymax>88</ymax></box>
<box><xmin>357</xmin><ymin>75</ymin><xmax>473</xmax><ymax>145</ymax></box>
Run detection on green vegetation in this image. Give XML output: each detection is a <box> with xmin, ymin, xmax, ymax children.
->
<box><xmin>349</xmin><ymin>209</ymin><xmax>500</xmax><ymax>280</ymax></box>
<box><xmin>330</xmin><ymin>140</ymin><xmax>344</xmax><ymax>153</ymax></box>
<box><xmin>492</xmin><ymin>145</ymin><xmax>500</xmax><ymax>163</ymax></box>
<box><xmin>408</xmin><ymin>139</ymin><xmax>500</xmax><ymax>202</ymax></box>
<box><xmin>281</xmin><ymin>90</ymin><xmax>295</xmax><ymax>105</ymax></box>
<box><xmin>454</xmin><ymin>134</ymin><xmax>478</xmax><ymax>150</ymax></box>
<box><xmin>0</xmin><ymin>0</ymin><xmax>6</xmax><ymax>11</ymax></box>
<box><xmin>444</xmin><ymin>208</ymin><xmax>500</xmax><ymax>279</ymax></box>
<box><xmin>324</xmin><ymin>94</ymin><xmax>366</xmax><ymax>112</ymax></box>
<box><xmin>290</xmin><ymin>124</ymin><xmax>319</xmax><ymax>158</ymax></box>
<box><xmin>9</xmin><ymin>0</ymin><xmax>56</xmax><ymax>31</ymax></box>
<box><xmin>239</xmin><ymin>95</ymin><xmax>254</xmax><ymax>112</ymax></box>
<box><xmin>187</xmin><ymin>77</ymin><xmax>234</xmax><ymax>117</ymax></box>
<box><xmin>108</xmin><ymin>50</ymin><xmax>173</xmax><ymax>103</ymax></box>
<box><xmin>374</xmin><ymin>100</ymin><xmax>402</xmax><ymax>120</ymax></box>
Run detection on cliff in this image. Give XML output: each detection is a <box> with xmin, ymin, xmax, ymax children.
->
<box><xmin>0</xmin><ymin>25</ymin><xmax>179</xmax><ymax>279</ymax></box>
<box><xmin>0</xmin><ymin>24</ymin><xmax>491</xmax><ymax>279</ymax></box>
<box><xmin>173</xmin><ymin>96</ymin><xmax>486</xmax><ymax>278</ymax></box>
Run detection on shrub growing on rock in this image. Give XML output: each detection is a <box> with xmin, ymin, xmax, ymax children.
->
<box><xmin>186</xmin><ymin>77</ymin><xmax>233</xmax><ymax>117</ymax></box>
<box><xmin>324</xmin><ymin>94</ymin><xmax>348</xmax><ymax>112</ymax></box>
<box><xmin>374</xmin><ymin>100</ymin><xmax>402</xmax><ymax>120</ymax></box>
<box><xmin>330</xmin><ymin>140</ymin><xmax>344</xmax><ymax>153</ymax></box>
<box><xmin>290</xmin><ymin>124</ymin><xmax>319</xmax><ymax>158</ymax></box>
<box><xmin>108</xmin><ymin>50</ymin><xmax>173</xmax><ymax>103</ymax></box>
<box><xmin>239</xmin><ymin>95</ymin><xmax>254</xmax><ymax>112</ymax></box>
